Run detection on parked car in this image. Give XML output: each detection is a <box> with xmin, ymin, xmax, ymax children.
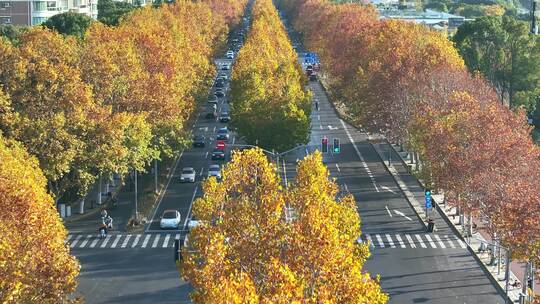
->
<box><xmin>219</xmin><ymin>112</ymin><xmax>231</xmax><ymax>123</ymax></box>
<box><xmin>218</xmin><ymin>74</ymin><xmax>228</xmax><ymax>81</ymax></box>
<box><xmin>221</xmin><ymin>64</ymin><xmax>230</xmax><ymax>70</ymax></box>
<box><xmin>211</xmin><ymin>149</ymin><xmax>225</xmax><ymax>160</ymax></box>
<box><xmin>215</xmin><ymin>89</ymin><xmax>225</xmax><ymax>98</ymax></box>
<box><xmin>215</xmin><ymin>79</ymin><xmax>224</xmax><ymax>88</ymax></box>
<box><xmin>160</xmin><ymin>210</ymin><xmax>181</xmax><ymax>229</ymax></box>
<box><xmin>180</xmin><ymin>167</ymin><xmax>196</xmax><ymax>183</ymax></box>
<box><xmin>216</xmin><ymin>127</ymin><xmax>229</xmax><ymax>141</ymax></box>
<box><xmin>193</xmin><ymin>135</ymin><xmax>205</xmax><ymax>147</ymax></box>
<box><xmin>207</xmin><ymin>164</ymin><xmax>222</xmax><ymax>180</ymax></box>
<box><xmin>208</xmin><ymin>96</ymin><xmax>218</xmax><ymax>105</ymax></box>
<box><xmin>187</xmin><ymin>218</ymin><xmax>200</xmax><ymax>231</ymax></box>
<box><xmin>309</xmin><ymin>74</ymin><xmax>317</xmax><ymax>81</ymax></box>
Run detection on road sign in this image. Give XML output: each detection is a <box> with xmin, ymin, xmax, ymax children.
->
<box><xmin>425</xmin><ymin>189</ymin><xmax>432</xmax><ymax>209</ymax></box>
<box><xmin>333</xmin><ymin>138</ymin><xmax>340</xmax><ymax>153</ymax></box>
<box><xmin>322</xmin><ymin>137</ymin><xmax>328</xmax><ymax>153</ymax></box>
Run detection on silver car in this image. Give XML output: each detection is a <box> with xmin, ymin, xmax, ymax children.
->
<box><xmin>207</xmin><ymin>164</ymin><xmax>221</xmax><ymax>180</ymax></box>
<box><xmin>180</xmin><ymin>167</ymin><xmax>195</xmax><ymax>183</ymax></box>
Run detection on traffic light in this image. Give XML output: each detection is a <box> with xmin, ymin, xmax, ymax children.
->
<box><xmin>322</xmin><ymin>137</ymin><xmax>328</xmax><ymax>153</ymax></box>
<box><xmin>333</xmin><ymin>138</ymin><xmax>340</xmax><ymax>153</ymax></box>
<box><xmin>425</xmin><ymin>189</ymin><xmax>432</xmax><ymax>209</ymax></box>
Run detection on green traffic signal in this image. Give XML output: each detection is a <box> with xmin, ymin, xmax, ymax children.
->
<box><xmin>333</xmin><ymin>138</ymin><xmax>340</xmax><ymax>153</ymax></box>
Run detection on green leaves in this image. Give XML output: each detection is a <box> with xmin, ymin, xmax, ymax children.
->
<box><xmin>230</xmin><ymin>0</ymin><xmax>310</xmax><ymax>152</ymax></box>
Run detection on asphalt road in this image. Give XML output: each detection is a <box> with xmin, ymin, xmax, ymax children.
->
<box><xmin>284</xmin><ymin>64</ymin><xmax>506</xmax><ymax>303</ymax></box>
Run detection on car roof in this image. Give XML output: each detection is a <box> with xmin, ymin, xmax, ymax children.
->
<box><xmin>183</xmin><ymin>167</ymin><xmax>194</xmax><ymax>171</ymax></box>
<box><xmin>194</xmin><ymin>135</ymin><xmax>205</xmax><ymax>138</ymax></box>
<box><xmin>213</xmin><ymin>149</ymin><xmax>224</xmax><ymax>152</ymax></box>
<box><xmin>163</xmin><ymin>209</ymin><xmax>178</xmax><ymax>214</ymax></box>
<box><xmin>209</xmin><ymin>164</ymin><xmax>220</xmax><ymax>169</ymax></box>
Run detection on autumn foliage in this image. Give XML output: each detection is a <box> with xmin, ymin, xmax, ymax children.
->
<box><xmin>279</xmin><ymin>0</ymin><xmax>540</xmax><ymax>278</ymax></box>
<box><xmin>182</xmin><ymin>148</ymin><xmax>387</xmax><ymax>303</ymax></box>
<box><xmin>0</xmin><ymin>132</ymin><xmax>80</xmax><ymax>303</ymax></box>
<box><xmin>230</xmin><ymin>0</ymin><xmax>311</xmax><ymax>152</ymax></box>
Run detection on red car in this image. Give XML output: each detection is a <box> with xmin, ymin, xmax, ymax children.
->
<box><xmin>216</xmin><ymin>140</ymin><xmax>226</xmax><ymax>151</ymax></box>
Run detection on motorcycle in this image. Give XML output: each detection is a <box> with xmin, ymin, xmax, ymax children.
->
<box><xmin>98</xmin><ymin>226</ymin><xmax>107</xmax><ymax>239</ymax></box>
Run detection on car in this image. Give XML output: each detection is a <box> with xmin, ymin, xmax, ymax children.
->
<box><xmin>208</xmin><ymin>96</ymin><xmax>218</xmax><ymax>105</ymax></box>
<box><xmin>226</xmin><ymin>53</ymin><xmax>234</xmax><ymax>59</ymax></box>
<box><xmin>160</xmin><ymin>210</ymin><xmax>181</xmax><ymax>229</ymax></box>
<box><xmin>215</xmin><ymin>89</ymin><xmax>225</xmax><ymax>98</ymax></box>
<box><xmin>193</xmin><ymin>135</ymin><xmax>205</xmax><ymax>147</ymax></box>
<box><xmin>215</xmin><ymin>80</ymin><xmax>224</xmax><ymax>88</ymax></box>
<box><xmin>221</xmin><ymin>64</ymin><xmax>230</xmax><ymax>70</ymax></box>
<box><xmin>216</xmin><ymin>140</ymin><xmax>226</xmax><ymax>150</ymax></box>
<box><xmin>187</xmin><ymin>218</ymin><xmax>200</xmax><ymax>231</ymax></box>
<box><xmin>219</xmin><ymin>74</ymin><xmax>228</xmax><ymax>81</ymax></box>
<box><xmin>309</xmin><ymin>74</ymin><xmax>317</xmax><ymax>81</ymax></box>
<box><xmin>211</xmin><ymin>149</ymin><xmax>225</xmax><ymax>160</ymax></box>
<box><xmin>216</xmin><ymin>127</ymin><xmax>229</xmax><ymax>141</ymax></box>
<box><xmin>219</xmin><ymin>112</ymin><xmax>231</xmax><ymax>123</ymax></box>
<box><xmin>180</xmin><ymin>167</ymin><xmax>196</xmax><ymax>183</ymax></box>
<box><xmin>207</xmin><ymin>164</ymin><xmax>222</xmax><ymax>180</ymax></box>
<box><xmin>205</xmin><ymin>111</ymin><xmax>217</xmax><ymax>119</ymax></box>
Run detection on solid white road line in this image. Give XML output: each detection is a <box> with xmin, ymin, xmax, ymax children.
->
<box><xmin>385</xmin><ymin>234</ymin><xmax>396</xmax><ymax>248</ymax></box>
<box><xmin>151</xmin><ymin>234</ymin><xmax>160</xmax><ymax>248</ymax></box>
<box><xmin>132</xmin><ymin>235</ymin><xmax>141</xmax><ymax>248</ymax></box>
<box><xmin>163</xmin><ymin>234</ymin><xmax>171</xmax><ymax>248</ymax></box>
<box><xmin>385</xmin><ymin>205</ymin><xmax>393</xmax><ymax>217</ymax></box>
<box><xmin>100</xmin><ymin>235</ymin><xmax>112</xmax><ymax>248</ymax></box>
<box><xmin>182</xmin><ymin>185</ymin><xmax>199</xmax><ymax>230</ymax></box>
<box><xmin>147</xmin><ymin>151</ymin><xmax>183</xmax><ymax>232</ymax></box>
<box><xmin>395</xmin><ymin>234</ymin><xmax>406</xmax><ymax>248</ymax></box>
<box><xmin>70</xmin><ymin>235</ymin><xmax>82</xmax><ymax>248</ymax></box>
<box><xmin>89</xmin><ymin>237</ymin><xmax>99</xmax><ymax>248</ymax></box>
<box><xmin>415</xmin><ymin>234</ymin><xmax>427</xmax><ymax>248</ymax></box>
<box><xmin>121</xmin><ymin>235</ymin><xmax>132</xmax><ymax>248</ymax></box>
<box><xmin>405</xmin><ymin>234</ymin><xmax>417</xmax><ymax>248</ymax></box>
<box><xmin>282</xmin><ymin>159</ymin><xmax>288</xmax><ymax>188</ymax></box>
<box><xmin>375</xmin><ymin>234</ymin><xmax>385</xmax><ymax>248</ymax></box>
<box><xmin>424</xmin><ymin>234</ymin><xmax>437</xmax><ymax>248</ymax></box>
<box><xmin>433</xmin><ymin>234</ymin><xmax>446</xmax><ymax>248</ymax></box>
<box><xmin>79</xmin><ymin>235</ymin><xmax>92</xmax><ymax>248</ymax></box>
<box><xmin>111</xmin><ymin>235</ymin><xmax>121</xmax><ymax>248</ymax></box>
<box><xmin>141</xmin><ymin>234</ymin><xmax>151</xmax><ymax>248</ymax></box>
<box><xmin>444</xmin><ymin>235</ymin><xmax>456</xmax><ymax>248</ymax></box>
<box><xmin>339</xmin><ymin>119</ymin><xmax>380</xmax><ymax>192</ymax></box>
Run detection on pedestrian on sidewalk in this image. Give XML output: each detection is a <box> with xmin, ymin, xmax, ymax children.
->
<box><xmin>315</xmin><ymin>100</ymin><xmax>319</xmax><ymax>111</ymax></box>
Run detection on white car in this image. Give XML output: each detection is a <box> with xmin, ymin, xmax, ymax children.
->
<box><xmin>187</xmin><ymin>219</ymin><xmax>200</xmax><ymax>231</ymax></box>
<box><xmin>180</xmin><ymin>167</ymin><xmax>195</xmax><ymax>183</ymax></box>
<box><xmin>160</xmin><ymin>210</ymin><xmax>181</xmax><ymax>229</ymax></box>
<box><xmin>207</xmin><ymin>164</ymin><xmax>222</xmax><ymax>180</ymax></box>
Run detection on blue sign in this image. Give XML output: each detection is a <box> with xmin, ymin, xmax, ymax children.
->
<box><xmin>304</xmin><ymin>52</ymin><xmax>320</xmax><ymax>64</ymax></box>
<box><xmin>425</xmin><ymin>190</ymin><xmax>432</xmax><ymax>209</ymax></box>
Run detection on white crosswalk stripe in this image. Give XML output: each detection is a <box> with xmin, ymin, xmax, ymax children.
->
<box><xmin>66</xmin><ymin>233</ymin><xmax>466</xmax><ymax>250</ymax></box>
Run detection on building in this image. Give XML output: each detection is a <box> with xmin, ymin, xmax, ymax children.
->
<box><xmin>378</xmin><ymin>8</ymin><xmax>466</xmax><ymax>31</ymax></box>
<box><xmin>0</xmin><ymin>0</ymin><xmax>98</xmax><ymax>26</ymax></box>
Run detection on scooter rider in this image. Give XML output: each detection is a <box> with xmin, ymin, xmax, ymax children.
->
<box><xmin>98</xmin><ymin>223</ymin><xmax>108</xmax><ymax>238</ymax></box>
<box><xmin>102</xmin><ymin>214</ymin><xmax>113</xmax><ymax>230</ymax></box>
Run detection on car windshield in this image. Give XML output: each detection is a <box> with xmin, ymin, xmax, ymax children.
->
<box><xmin>163</xmin><ymin>211</ymin><xmax>177</xmax><ymax>219</ymax></box>
<box><xmin>221</xmin><ymin>112</ymin><xmax>229</xmax><ymax>116</ymax></box>
<box><xmin>218</xmin><ymin>128</ymin><xmax>228</xmax><ymax>134</ymax></box>
<box><xmin>182</xmin><ymin>168</ymin><xmax>194</xmax><ymax>174</ymax></box>
<box><xmin>209</xmin><ymin>165</ymin><xmax>220</xmax><ymax>171</ymax></box>
<box><xmin>213</xmin><ymin>149</ymin><xmax>223</xmax><ymax>153</ymax></box>
<box><xmin>194</xmin><ymin>135</ymin><xmax>204</xmax><ymax>140</ymax></box>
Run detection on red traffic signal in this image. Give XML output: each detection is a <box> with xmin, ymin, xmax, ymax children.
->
<box><xmin>322</xmin><ymin>137</ymin><xmax>328</xmax><ymax>153</ymax></box>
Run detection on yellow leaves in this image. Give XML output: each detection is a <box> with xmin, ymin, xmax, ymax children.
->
<box><xmin>183</xmin><ymin>149</ymin><xmax>387</xmax><ymax>303</ymax></box>
<box><xmin>0</xmin><ymin>133</ymin><xmax>80</xmax><ymax>303</ymax></box>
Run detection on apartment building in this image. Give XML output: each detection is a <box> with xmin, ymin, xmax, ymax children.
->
<box><xmin>0</xmin><ymin>0</ymin><xmax>98</xmax><ymax>26</ymax></box>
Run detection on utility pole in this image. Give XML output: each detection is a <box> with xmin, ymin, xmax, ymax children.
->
<box><xmin>532</xmin><ymin>0</ymin><xmax>538</xmax><ymax>35</ymax></box>
<box><xmin>134</xmin><ymin>169</ymin><xmax>138</xmax><ymax>221</ymax></box>
<box><xmin>154</xmin><ymin>159</ymin><xmax>158</xmax><ymax>194</ymax></box>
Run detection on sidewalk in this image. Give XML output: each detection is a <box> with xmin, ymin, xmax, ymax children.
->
<box><xmin>370</xmin><ymin>138</ymin><xmax>537</xmax><ymax>303</ymax></box>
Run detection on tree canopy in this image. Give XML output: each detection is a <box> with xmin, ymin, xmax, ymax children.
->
<box><xmin>42</xmin><ymin>12</ymin><xmax>94</xmax><ymax>39</ymax></box>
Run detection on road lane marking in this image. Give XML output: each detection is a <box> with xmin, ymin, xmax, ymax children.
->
<box><xmin>335</xmin><ymin>163</ymin><xmax>340</xmax><ymax>173</ymax></box>
<box><xmin>100</xmin><ymin>235</ymin><xmax>112</xmax><ymax>248</ymax></box>
<box><xmin>381</xmin><ymin>185</ymin><xmax>398</xmax><ymax>194</ymax></box>
<box><xmin>395</xmin><ymin>234</ymin><xmax>406</xmax><ymax>248</ymax></box>
<box><xmin>433</xmin><ymin>234</ymin><xmax>446</xmax><ymax>248</ymax></box>
<box><xmin>385</xmin><ymin>234</ymin><xmax>396</xmax><ymax>248</ymax></box>
<box><xmin>385</xmin><ymin>206</ymin><xmax>393</xmax><ymax>217</ymax></box>
<box><xmin>121</xmin><ymin>235</ymin><xmax>132</xmax><ymax>248</ymax></box>
<box><xmin>183</xmin><ymin>185</ymin><xmax>199</xmax><ymax>230</ymax></box>
<box><xmin>444</xmin><ymin>235</ymin><xmax>456</xmax><ymax>248</ymax></box>
<box><xmin>424</xmin><ymin>234</ymin><xmax>437</xmax><ymax>248</ymax></box>
<box><xmin>199</xmin><ymin>167</ymin><xmax>204</xmax><ymax>176</ymax></box>
<box><xmin>339</xmin><ymin>119</ymin><xmax>379</xmax><ymax>192</ymax></box>
<box><xmin>79</xmin><ymin>235</ymin><xmax>92</xmax><ymax>248</ymax></box>
<box><xmin>111</xmin><ymin>235</ymin><xmax>121</xmax><ymax>248</ymax></box>
<box><xmin>151</xmin><ymin>234</ymin><xmax>160</xmax><ymax>248</ymax></box>
<box><xmin>456</xmin><ymin>238</ymin><xmax>467</xmax><ymax>248</ymax></box>
<box><xmin>405</xmin><ymin>234</ymin><xmax>417</xmax><ymax>248</ymax></box>
<box><xmin>89</xmin><ymin>237</ymin><xmax>99</xmax><ymax>248</ymax></box>
<box><xmin>132</xmin><ymin>235</ymin><xmax>141</xmax><ymax>247</ymax></box>
<box><xmin>415</xmin><ymin>234</ymin><xmax>427</xmax><ymax>248</ymax></box>
<box><xmin>232</xmin><ymin>136</ymin><xmax>236</xmax><ymax>145</ymax></box>
<box><xmin>343</xmin><ymin>183</ymin><xmax>349</xmax><ymax>193</ymax></box>
<box><xmin>70</xmin><ymin>235</ymin><xmax>82</xmax><ymax>248</ymax></box>
<box><xmin>141</xmin><ymin>234</ymin><xmax>151</xmax><ymax>248</ymax></box>
<box><xmin>205</xmin><ymin>151</ymin><xmax>209</xmax><ymax>159</ymax></box>
<box><xmin>375</xmin><ymin>234</ymin><xmax>385</xmax><ymax>248</ymax></box>
<box><xmin>320</xmin><ymin>124</ymin><xmax>323</xmax><ymax>130</ymax></box>
<box><xmin>365</xmin><ymin>234</ymin><xmax>373</xmax><ymax>247</ymax></box>
<box><xmin>66</xmin><ymin>235</ymin><xmax>74</xmax><ymax>242</ymax></box>
<box><xmin>147</xmin><ymin>150</ymin><xmax>183</xmax><ymax>232</ymax></box>
<box><xmin>394</xmin><ymin>210</ymin><xmax>413</xmax><ymax>221</ymax></box>
<box><xmin>213</xmin><ymin>126</ymin><xmax>216</xmax><ymax>132</ymax></box>
<box><xmin>282</xmin><ymin>159</ymin><xmax>288</xmax><ymax>188</ymax></box>
<box><xmin>317</xmin><ymin>115</ymin><xmax>320</xmax><ymax>121</ymax></box>
<box><xmin>163</xmin><ymin>234</ymin><xmax>171</xmax><ymax>248</ymax></box>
